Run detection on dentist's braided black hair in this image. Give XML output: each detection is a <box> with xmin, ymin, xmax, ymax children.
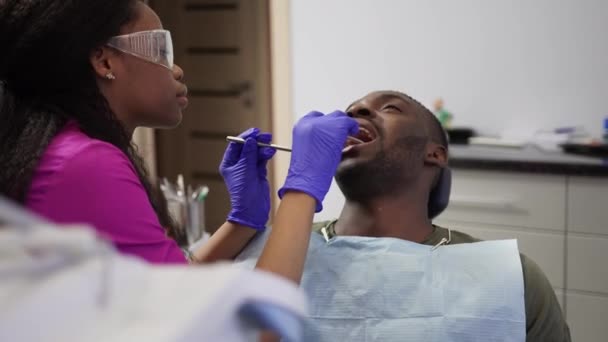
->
<box><xmin>0</xmin><ymin>0</ymin><xmax>177</xmax><ymax>239</ymax></box>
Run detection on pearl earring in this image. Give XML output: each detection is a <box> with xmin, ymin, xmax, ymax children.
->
<box><xmin>105</xmin><ymin>72</ymin><xmax>116</xmax><ymax>80</ymax></box>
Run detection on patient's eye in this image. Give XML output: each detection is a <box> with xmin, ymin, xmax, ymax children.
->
<box><xmin>383</xmin><ymin>104</ymin><xmax>402</xmax><ymax>112</ymax></box>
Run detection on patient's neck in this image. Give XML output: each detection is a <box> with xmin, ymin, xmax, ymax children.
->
<box><xmin>334</xmin><ymin>191</ymin><xmax>433</xmax><ymax>243</ymax></box>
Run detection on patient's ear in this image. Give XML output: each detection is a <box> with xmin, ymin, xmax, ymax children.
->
<box><xmin>424</xmin><ymin>143</ymin><xmax>447</xmax><ymax>167</ymax></box>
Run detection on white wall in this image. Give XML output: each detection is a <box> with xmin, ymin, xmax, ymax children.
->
<box><xmin>132</xmin><ymin>127</ymin><xmax>157</xmax><ymax>182</ymax></box>
<box><xmin>289</xmin><ymin>0</ymin><xmax>608</xmax><ymax>220</ymax></box>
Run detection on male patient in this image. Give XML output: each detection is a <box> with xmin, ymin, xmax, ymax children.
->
<box><xmin>241</xmin><ymin>90</ymin><xmax>570</xmax><ymax>341</ymax></box>
<box><xmin>312</xmin><ymin>90</ymin><xmax>570</xmax><ymax>341</ymax></box>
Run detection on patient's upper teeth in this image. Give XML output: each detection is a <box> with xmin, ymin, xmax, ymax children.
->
<box><xmin>357</xmin><ymin>127</ymin><xmax>374</xmax><ymax>141</ymax></box>
<box><xmin>347</xmin><ymin>136</ymin><xmax>364</xmax><ymax>144</ymax></box>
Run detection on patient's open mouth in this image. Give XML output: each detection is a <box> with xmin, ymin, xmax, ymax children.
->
<box><xmin>343</xmin><ymin>126</ymin><xmax>377</xmax><ymax>153</ymax></box>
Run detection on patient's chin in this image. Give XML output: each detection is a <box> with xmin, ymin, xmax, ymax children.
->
<box><xmin>336</xmin><ymin>159</ymin><xmax>394</xmax><ymax>202</ymax></box>
<box><xmin>336</xmin><ymin>146</ymin><xmax>424</xmax><ymax>202</ymax></box>
<box><xmin>337</xmin><ymin>157</ymin><xmax>362</xmax><ymax>173</ymax></box>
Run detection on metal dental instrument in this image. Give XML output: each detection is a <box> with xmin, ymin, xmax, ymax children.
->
<box><xmin>226</xmin><ymin>135</ymin><xmax>366</xmax><ymax>153</ymax></box>
<box><xmin>226</xmin><ymin>136</ymin><xmax>292</xmax><ymax>152</ymax></box>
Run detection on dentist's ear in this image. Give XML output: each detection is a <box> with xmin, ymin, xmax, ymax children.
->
<box><xmin>90</xmin><ymin>47</ymin><xmax>117</xmax><ymax>81</ymax></box>
<box><xmin>424</xmin><ymin>143</ymin><xmax>447</xmax><ymax>167</ymax></box>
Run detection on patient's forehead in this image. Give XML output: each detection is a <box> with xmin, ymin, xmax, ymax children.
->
<box><xmin>347</xmin><ymin>91</ymin><xmax>416</xmax><ymax>111</ymax></box>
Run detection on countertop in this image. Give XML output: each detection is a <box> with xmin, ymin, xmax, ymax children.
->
<box><xmin>448</xmin><ymin>144</ymin><xmax>608</xmax><ymax>177</ymax></box>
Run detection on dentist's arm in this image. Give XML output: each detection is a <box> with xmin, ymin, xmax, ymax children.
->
<box><xmin>256</xmin><ymin>111</ymin><xmax>359</xmax><ymax>283</ymax></box>
<box><xmin>257</xmin><ymin>111</ymin><xmax>357</xmax><ymax>342</ymax></box>
<box><xmin>256</xmin><ymin>191</ymin><xmax>316</xmax><ymax>282</ymax></box>
<box><xmin>191</xmin><ymin>221</ymin><xmax>256</xmax><ymax>263</ymax></box>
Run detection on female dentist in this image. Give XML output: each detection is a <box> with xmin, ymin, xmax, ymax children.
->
<box><xmin>0</xmin><ymin>0</ymin><xmax>357</xmax><ymax>273</ymax></box>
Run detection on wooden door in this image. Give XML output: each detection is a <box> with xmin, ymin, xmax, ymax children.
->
<box><xmin>152</xmin><ymin>0</ymin><xmax>271</xmax><ymax>233</ymax></box>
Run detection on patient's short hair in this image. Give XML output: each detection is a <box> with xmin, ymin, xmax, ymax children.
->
<box><xmin>395</xmin><ymin>91</ymin><xmax>448</xmax><ymax>149</ymax></box>
<box><xmin>393</xmin><ymin>92</ymin><xmax>449</xmax><ymax>191</ymax></box>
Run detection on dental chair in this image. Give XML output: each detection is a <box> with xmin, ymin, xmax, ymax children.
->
<box><xmin>428</xmin><ymin>167</ymin><xmax>452</xmax><ymax>219</ymax></box>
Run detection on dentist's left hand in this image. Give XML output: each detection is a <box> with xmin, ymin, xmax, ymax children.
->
<box><xmin>220</xmin><ymin>128</ymin><xmax>276</xmax><ymax>231</ymax></box>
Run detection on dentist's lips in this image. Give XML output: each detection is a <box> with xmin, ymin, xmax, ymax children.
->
<box><xmin>177</xmin><ymin>85</ymin><xmax>189</xmax><ymax>108</ymax></box>
<box><xmin>342</xmin><ymin>124</ymin><xmax>378</xmax><ymax>153</ymax></box>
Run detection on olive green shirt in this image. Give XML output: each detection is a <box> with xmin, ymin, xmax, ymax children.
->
<box><xmin>313</xmin><ymin>220</ymin><xmax>571</xmax><ymax>342</ymax></box>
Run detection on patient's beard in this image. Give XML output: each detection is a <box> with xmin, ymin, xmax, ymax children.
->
<box><xmin>336</xmin><ymin>136</ymin><xmax>427</xmax><ymax>204</ymax></box>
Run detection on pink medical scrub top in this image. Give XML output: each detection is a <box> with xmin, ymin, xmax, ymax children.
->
<box><xmin>26</xmin><ymin>121</ymin><xmax>187</xmax><ymax>264</ymax></box>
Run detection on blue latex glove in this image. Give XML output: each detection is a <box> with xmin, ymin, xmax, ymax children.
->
<box><xmin>220</xmin><ymin>128</ymin><xmax>276</xmax><ymax>230</ymax></box>
<box><xmin>278</xmin><ymin>111</ymin><xmax>359</xmax><ymax>212</ymax></box>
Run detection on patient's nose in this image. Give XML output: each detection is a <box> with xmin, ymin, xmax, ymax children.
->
<box><xmin>347</xmin><ymin>105</ymin><xmax>374</xmax><ymax>118</ymax></box>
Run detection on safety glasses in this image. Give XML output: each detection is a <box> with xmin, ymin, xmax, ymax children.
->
<box><xmin>107</xmin><ymin>29</ymin><xmax>174</xmax><ymax>70</ymax></box>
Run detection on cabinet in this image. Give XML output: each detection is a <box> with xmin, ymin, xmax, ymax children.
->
<box><xmin>435</xmin><ymin>170</ymin><xmax>608</xmax><ymax>342</ymax></box>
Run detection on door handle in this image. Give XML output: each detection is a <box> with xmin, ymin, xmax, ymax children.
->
<box><xmin>228</xmin><ymin>81</ymin><xmax>252</xmax><ymax>94</ymax></box>
<box><xmin>228</xmin><ymin>81</ymin><xmax>254</xmax><ymax>109</ymax></box>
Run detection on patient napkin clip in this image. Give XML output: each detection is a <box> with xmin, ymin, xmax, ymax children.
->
<box><xmin>431</xmin><ymin>228</ymin><xmax>452</xmax><ymax>251</ymax></box>
<box><xmin>320</xmin><ymin>226</ymin><xmax>331</xmax><ymax>243</ymax></box>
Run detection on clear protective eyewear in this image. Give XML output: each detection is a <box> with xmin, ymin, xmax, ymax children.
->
<box><xmin>106</xmin><ymin>29</ymin><xmax>174</xmax><ymax>70</ymax></box>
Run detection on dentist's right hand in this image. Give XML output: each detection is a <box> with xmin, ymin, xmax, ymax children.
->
<box><xmin>278</xmin><ymin>111</ymin><xmax>359</xmax><ymax>212</ymax></box>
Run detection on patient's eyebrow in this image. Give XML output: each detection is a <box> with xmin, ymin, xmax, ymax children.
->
<box><xmin>377</xmin><ymin>93</ymin><xmax>412</xmax><ymax>107</ymax></box>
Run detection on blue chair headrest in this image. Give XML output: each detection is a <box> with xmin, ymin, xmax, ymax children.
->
<box><xmin>428</xmin><ymin>168</ymin><xmax>451</xmax><ymax>219</ymax></box>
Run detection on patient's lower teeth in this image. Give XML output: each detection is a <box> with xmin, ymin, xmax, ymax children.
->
<box><xmin>342</xmin><ymin>145</ymin><xmax>354</xmax><ymax>153</ymax></box>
